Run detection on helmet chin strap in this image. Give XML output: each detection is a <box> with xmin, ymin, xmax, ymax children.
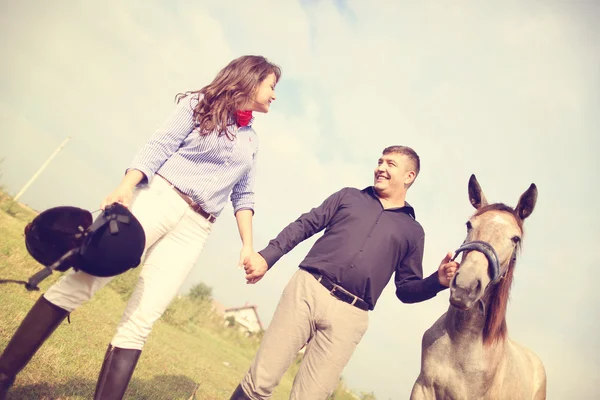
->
<box><xmin>0</xmin><ymin>247</ymin><xmax>80</xmax><ymax>291</ymax></box>
<box><xmin>24</xmin><ymin>248</ymin><xmax>80</xmax><ymax>291</ymax></box>
<box><xmin>0</xmin><ymin>278</ymin><xmax>30</xmax><ymax>287</ymax></box>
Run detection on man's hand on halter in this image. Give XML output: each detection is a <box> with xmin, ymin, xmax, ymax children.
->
<box><xmin>438</xmin><ymin>252</ymin><xmax>460</xmax><ymax>287</ymax></box>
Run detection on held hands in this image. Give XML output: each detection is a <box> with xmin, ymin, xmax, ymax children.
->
<box><xmin>438</xmin><ymin>252</ymin><xmax>460</xmax><ymax>287</ymax></box>
<box><xmin>241</xmin><ymin>251</ymin><xmax>268</xmax><ymax>284</ymax></box>
<box><xmin>238</xmin><ymin>246</ymin><xmax>254</xmax><ymax>270</ymax></box>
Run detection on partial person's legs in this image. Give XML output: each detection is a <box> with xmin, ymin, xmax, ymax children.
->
<box><xmin>94</xmin><ymin>204</ymin><xmax>213</xmax><ymax>399</ymax></box>
<box><xmin>289</xmin><ymin>274</ymin><xmax>369</xmax><ymax>400</ymax></box>
<box><xmin>0</xmin><ymin>297</ymin><xmax>69</xmax><ymax>399</ymax></box>
<box><xmin>235</xmin><ymin>269</ymin><xmax>317</xmax><ymax>400</ymax></box>
<box><xmin>0</xmin><ymin>176</ymin><xmax>174</xmax><ymax>399</ymax></box>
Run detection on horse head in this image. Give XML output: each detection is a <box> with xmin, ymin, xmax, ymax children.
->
<box><xmin>449</xmin><ymin>174</ymin><xmax>538</xmax><ymax>311</ymax></box>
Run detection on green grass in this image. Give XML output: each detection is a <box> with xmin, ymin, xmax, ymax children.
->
<box><xmin>0</xmin><ymin>192</ymin><xmax>360</xmax><ymax>400</ymax></box>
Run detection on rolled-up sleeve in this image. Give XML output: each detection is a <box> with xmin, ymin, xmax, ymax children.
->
<box><xmin>127</xmin><ymin>96</ymin><xmax>196</xmax><ymax>184</ymax></box>
<box><xmin>231</xmin><ymin>148</ymin><xmax>258</xmax><ymax>215</ymax></box>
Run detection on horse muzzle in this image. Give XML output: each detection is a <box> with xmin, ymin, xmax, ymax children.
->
<box><xmin>448</xmin><ymin>239</ymin><xmax>502</xmax><ymax>310</ymax></box>
<box><xmin>449</xmin><ymin>271</ymin><xmax>484</xmax><ymax>310</ymax></box>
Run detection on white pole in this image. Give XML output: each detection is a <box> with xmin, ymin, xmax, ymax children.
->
<box><xmin>13</xmin><ymin>136</ymin><xmax>72</xmax><ymax>202</ymax></box>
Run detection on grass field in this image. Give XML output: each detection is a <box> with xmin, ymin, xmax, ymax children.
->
<box><xmin>0</xmin><ymin>193</ymin><xmax>360</xmax><ymax>399</ymax></box>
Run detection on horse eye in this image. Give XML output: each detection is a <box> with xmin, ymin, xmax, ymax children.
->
<box><xmin>511</xmin><ymin>236</ymin><xmax>521</xmax><ymax>244</ymax></box>
<box><xmin>466</xmin><ymin>221</ymin><xmax>472</xmax><ymax>230</ymax></box>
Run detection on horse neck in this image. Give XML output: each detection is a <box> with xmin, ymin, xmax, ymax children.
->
<box><xmin>446</xmin><ymin>301</ymin><xmax>487</xmax><ymax>344</ymax></box>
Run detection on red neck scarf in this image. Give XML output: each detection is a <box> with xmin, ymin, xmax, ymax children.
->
<box><xmin>236</xmin><ymin>110</ymin><xmax>253</xmax><ymax>127</ymax></box>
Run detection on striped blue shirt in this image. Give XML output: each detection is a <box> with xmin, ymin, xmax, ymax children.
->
<box><xmin>128</xmin><ymin>94</ymin><xmax>259</xmax><ymax>217</ymax></box>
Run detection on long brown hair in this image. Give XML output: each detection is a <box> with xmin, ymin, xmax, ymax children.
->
<box><xmin>175</xmin><ymin>55</ymin><xmax>281</xmax><ymax>139</ymax></box>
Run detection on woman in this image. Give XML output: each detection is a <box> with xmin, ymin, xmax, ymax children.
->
<box><xmin>0</xmin><ymin>55</ymin><xmax>281</xmax><ymax>400</ymax></box>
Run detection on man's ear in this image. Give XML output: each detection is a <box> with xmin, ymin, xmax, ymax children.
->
<box><xmin>405</xmin><ymin>170</ymin><xmax>416</xmax><ymax>186</ymax></box>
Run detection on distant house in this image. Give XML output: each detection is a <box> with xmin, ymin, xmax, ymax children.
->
<box><xmin>224</xmin><ymin>304</ymin><xmax>264</xmax><ymax>334</ymax></box>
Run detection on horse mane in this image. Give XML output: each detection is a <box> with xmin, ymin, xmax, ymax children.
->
<box><xmin>473</xmin><ymin>203</ymin><xmax>524</xmax><ymax>346</ymax></box>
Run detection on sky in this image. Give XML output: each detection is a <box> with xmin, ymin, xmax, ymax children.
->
<box><xmin>1</xmin><ymin>0</ymin><xmax>598</xmax><ymax>398</ymax></box>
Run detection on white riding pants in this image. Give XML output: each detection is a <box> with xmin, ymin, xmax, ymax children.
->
<box><xmin>44</xmin><ymin>175</ymin><xmax>213</xmax><ymax>349</ymax></box>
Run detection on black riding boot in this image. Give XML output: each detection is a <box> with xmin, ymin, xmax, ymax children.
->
<box><xmin>93</xmin><ymin>344</ymin><xmax>141</xmax><ymax>400</ymax></box>
<box><xmin>230</xmin><ymin>384</ymin><xmax>252</xmax><ymax>400</ymax></box>
<box><xmin>0</xmin><ymin>295</ymin><xmax>69</xmax><ymax>400</ymax></box>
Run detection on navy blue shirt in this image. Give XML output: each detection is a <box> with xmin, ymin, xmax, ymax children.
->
<box><xmin>259</xmin><ymin>187</ymin><xmax>446</xmax><ymax>310</ymax></box>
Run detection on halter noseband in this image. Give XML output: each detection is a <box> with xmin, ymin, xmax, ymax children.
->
<box><xmin>452</xmin><ymin>240</ymin><xmax>513</xmax><ymax>285</ymax></box>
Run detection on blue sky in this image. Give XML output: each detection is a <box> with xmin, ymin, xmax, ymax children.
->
<box><xmin>1</xmin><ymin>1</ymin><xmax>598</xmax><ymax>398</ymax></box>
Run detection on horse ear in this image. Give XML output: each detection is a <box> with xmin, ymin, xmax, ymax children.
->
<box><xmin>516</xmin><ymin>183</ymin><xmax>538</xmax><ymax>220</ymax></box>
<box><xmin>468</xmin><ymin>174</ymin><xmax>488</xmax><ymax>209</ymax></box>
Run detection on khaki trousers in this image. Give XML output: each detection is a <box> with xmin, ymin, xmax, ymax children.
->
<box><xmin>44</xmin><ymin>175</ymin><xmax>213</xmax><ymax>349</ymax></box>
<box><xmin>241</xmin><ymin>269</ymin><xmax>369</xmax><ymax>399</ymax></box>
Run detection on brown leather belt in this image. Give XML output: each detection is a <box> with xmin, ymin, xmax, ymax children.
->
<box><xmin>157</xmin><ymin>174</ymin><xmax>216</xmax><ymax>223</ymax></box>
<box><xmin>306</xmin><ymin>269</ymin><xmax>370</xmax><ymax>311</ymax></box>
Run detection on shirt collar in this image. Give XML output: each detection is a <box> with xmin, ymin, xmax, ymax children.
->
<box><xmin>227</xmin><ymin>115</ymin><xmax>255</xmax><ymax>128</ymax></box>
<box><xmin>362</xmin><ymin>186</ymin><xmax>416</xmax><ymax>219</ymax></box>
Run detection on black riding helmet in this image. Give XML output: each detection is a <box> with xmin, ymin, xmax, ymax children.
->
<box><xmin>78</xmin><ymin>202</ymin><xmax>146</xmax><ymax>277</ymax></box>
<box><xmin>24</xmin><ymin>206</ymin><xmax>93</xmax><ymax>272</ymax></box>
<box><xmin>23</xmin><ymin>202</ymin><xmax>146</xmax><ymax>290</ymax></box>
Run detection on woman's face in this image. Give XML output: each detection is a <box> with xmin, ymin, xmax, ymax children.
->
<box><xmin>247</xmin><ymin>72</ymin><xmax>277</xmax><ymax>113</ymax></box>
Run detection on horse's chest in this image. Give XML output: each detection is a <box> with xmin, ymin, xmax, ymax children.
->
<box><xmin>421</xmin><ymin>332</ymin><xmax>493</xmax><ymax>399</ymax></box>
<box><xmin>424</xmin><ymin>334</ymin><xmax>484</xmax><ymax>372</ymax></box>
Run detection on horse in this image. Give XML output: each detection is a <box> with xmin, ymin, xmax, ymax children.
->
<box><xmin>410</xmin><ymin>174</ymin><xmax>546</xmax><ymax>400</ymax></box>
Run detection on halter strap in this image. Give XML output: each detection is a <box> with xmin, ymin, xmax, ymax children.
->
<box><xmin>452</xmin><ymin>240</ymin><xmax>506</xmax><ymax>284</ymax></box>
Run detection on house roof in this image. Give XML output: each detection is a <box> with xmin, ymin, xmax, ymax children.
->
<box><xmin>224</xmin><ymin>304</ymin><xmax>264</xmax><ymax>331</ymax></box>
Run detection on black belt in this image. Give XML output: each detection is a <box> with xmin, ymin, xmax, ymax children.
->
<box><xmin>307</xmin><ymin>270</ymin><xmax>369</xmax><ymax>311</ymax></box>
<box><xmin>157</xmin><ymin>174</ymin><xmax>216</xmax><ymax>223</ymax></box>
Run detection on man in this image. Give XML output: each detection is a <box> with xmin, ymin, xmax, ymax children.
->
<box><xmin>230</xmin><ymin>145</ymin><xmax>459</xmax><ymax>400</ymax></box>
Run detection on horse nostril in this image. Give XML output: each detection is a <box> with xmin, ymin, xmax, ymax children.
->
<box><xmin>476</xmin><ymin>279</ymin><xmax>482</xmax><ymax>292</ymax></box>
<box><xmin>451</xmin><ymin>272</ymin><xmax>459</xmax><ymax>288</ymax></box>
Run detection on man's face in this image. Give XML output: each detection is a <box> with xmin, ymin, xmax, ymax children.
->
<box><xmin>373</xmin><ymin>152</ymin><xmax>413</xmax><ymax>197</ymax></box>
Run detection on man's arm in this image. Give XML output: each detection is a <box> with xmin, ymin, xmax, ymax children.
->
<box><xmin>258</xmin><ymin>188</ymin><xmax>348</xmax><ymax>268</ymax></box>
<box><xmin>243</xmin><ymin>188</ymin><xmax>348</xmax><ymax>284</ymax></box>
<box><xmin>395</xmin><ymin>235</ymin><xmax>458</xmax><ymax>304</ymax></box>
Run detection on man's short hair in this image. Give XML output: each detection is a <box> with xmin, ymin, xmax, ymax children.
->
<box><xmin>382</xmin><ymin>145</ymin><xmax>420</xmax><ymax>178</ymax></box>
